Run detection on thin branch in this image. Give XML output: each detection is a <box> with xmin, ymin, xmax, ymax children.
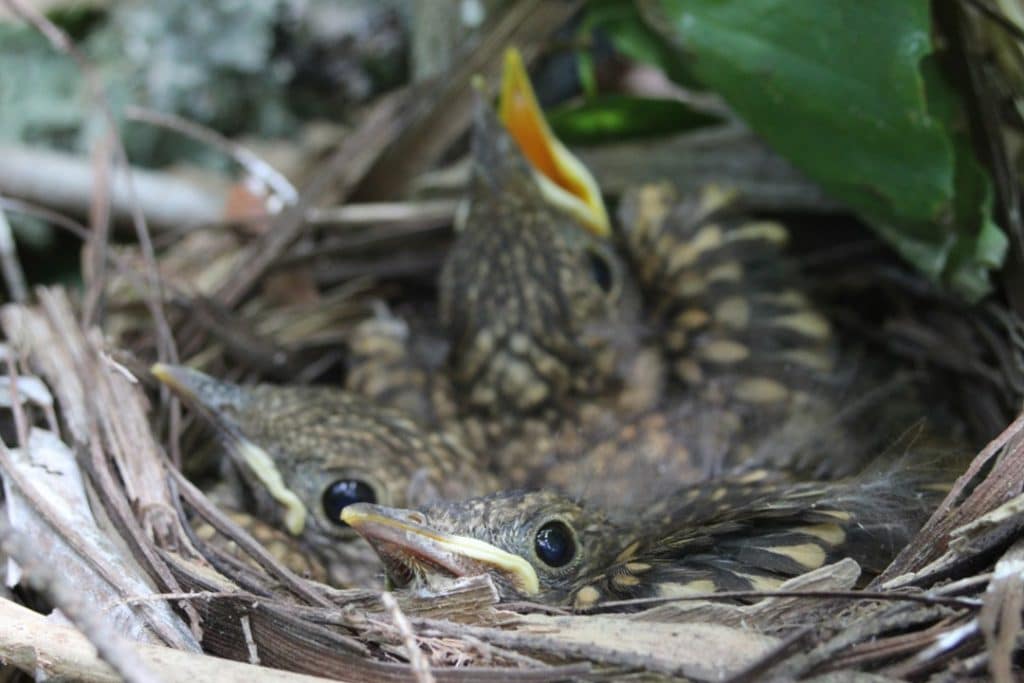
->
<box><xmin>306</xmin><ymin>199</ymin><xmax>457</xmax><ymax>228</ymax></box>
<box><xmin>0</xmin><ymin>145</ymin><xmax>224</xmax><ymax>229</ymax></box>
<box><xmin>0</xmin><ymin>595</ymin><xmax>340</xmax><ymax>683</ymax></box>
<box><xmin>170</xmin><ymin>467</ymin><xmax>335</xmax><ymax>608</ymax></box>
<box><xmin>2</xmin><ymin>0</ymin><xmax>179</xmax><ymax>369</ymax></box>
<box><xmin>122</xmin><ymin>591</ymin><xmax>240</xmax><ymax>605</ymax></box>
<box><xmin>579</xmin><ymin>589</ymin><xmax>983</xmax><ymax>613</ymax></box>
<box><xmin>0</xmin><ymin>523</ymin><xmax>161</xmax><ymax>683</ymax></box>
<box><xmin>4</xmin><ymin>356</ymin><xmax>30</xmax><ymax>449</ymax></box>
<box><xmin>125</xmin><ymin>106</ymin><xmax>298</xmax><ymax>207</ymax></box>
<box><xmin>82</xmin><ymin>131</ymin><xmax>114</xmax><ymax>327</ymax></box>
<box><xmin>0</xmin><ymin>195</ymin><xmax>92</xmax><ymax>240</ymax></box>
<box><xmin>213</xmin><ymin>87</ymin><xmax>413</xmax><ymax>309</ymax></box>
<box><xmin>0</xmin><ymin>206</ymin><xmax>27</xmax><ymax>302</ymax></box>
<box><xmin>240</xmin><ymin>615</ymin><xmax>261</xmax><ymax>666</ymax></box>
<box><xmin>381</xmin><ymin>592</ymin><xmax>435</xmax><ymax>683</ymax></box>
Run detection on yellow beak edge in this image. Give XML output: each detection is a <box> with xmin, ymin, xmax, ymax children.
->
<box><xmin>499</xmin><ymin>47</ymin><xmax>611</xmax><ymax>238</ymax></box>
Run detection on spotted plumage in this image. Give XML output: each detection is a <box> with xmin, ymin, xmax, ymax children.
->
<box><xmin>348</xmin><ymin>66</ymin><xmax>859</xmax><ymax>492</ymax></box>
<box><xmin>342</xmin><ymin>53</ymin><xmax>969</xmax><ymax>509</ymax></box>
<box><xmin>439</xmin><ymin>97</ymin><xmax>642</xmax><ymax>418</ymax></box>
<box><xmin>192</xmin><ymin>504</ymin><xmax>330</xmax><ymax>584</ymax></box>
<box><xmin>153</xmin><ymin>364</ymin><xmax>498</xmax><ymax>586</ymax></box>
<box><xmin>620</xmin><ymin>182</ymin><xmax>836</xmax><ymax>407</ymax></box>
<box><xmin>344</xmin><ymin>467</ymin><xmax>945</xmax><ymax>607</ymax></box>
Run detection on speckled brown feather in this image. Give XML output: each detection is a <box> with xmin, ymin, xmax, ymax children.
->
<box><xmin>346</xmin><ymin>77</ymin><xmax>946</xmax><ymax>502</ymax></box>
<box><xmin>567</xmin><ymin>470</ymin><xmax>940</xmax><ymax>608</ymax></box>
<box><xmin>427</xmin><ymin>97</ymin><xmax>849</xmax><ymax>488</ymax></box>
<box><xmin>438</xmin><ymin>97</ymin><xmax>643</xmax><ymax>419</ymax></box>
<box><xmin>348</xmin><ymin>467</ymin><xmax>945</xmax><ymax>607</ymax></box>
<box><xmin>155</xmin><ymin>364</ymin><xmax>498</xmax><ymax>586</ymax></box>
<box><xmin>346</xmin><ymin>307</ymin><xmax>458</xmax><ymax>427</ymax></box>
<box><xmin>619</xmin><ymin>183</ymin><xmax>837</xmax><ymax>407</ymax></box>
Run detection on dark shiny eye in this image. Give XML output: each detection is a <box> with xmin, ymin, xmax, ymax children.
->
<box><xmin>322</xmin><ymin>479</ymin><xmax>377</xmax><ymax>526</ymax></box>
<box><xmin>534</xmin><ymin>520</ymin><xmax>576</xmax><ymax>567</ymax></box>
<box><xmin>586</xmin><ymin>249</ymin><xmax>614</xmax><ymax>293</ymax></box>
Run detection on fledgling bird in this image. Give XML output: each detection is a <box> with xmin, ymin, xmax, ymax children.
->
<box><xmin>343</xmin><ymin>465</ymin><xmax>947</xmax><ymax>608</ymax></box>
<box><xmin>152</xmin><ymin>363</ymin><xmax>498</xmax><ymax>586</ymax></box>
<box><xmin>351</xmin><ymin>48</ymin><xmax>904</xmax><ymax>494</ymax></box>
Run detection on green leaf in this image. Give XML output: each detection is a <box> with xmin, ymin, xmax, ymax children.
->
<box><xmin>580</xmin><ymin>0</ymin><xmax>699</xmax><ymax>89</ymax></box>
<box><xmin>548</xmin><ymin>95</ymin><xmax>720</xmax><ymax>144</ymax></box>
<box><xmin>643</xmin><ymin>0</ymin><xmax>1006</xmax><ymax>300</ymax></box>
<box><xmin>921</xmin><ymin>58</ymin><xmax>1007</xmax><ymax>297</ymax></box>
<box><xmin>576</xmin><ymin>48</ymin><xmax>599</xmax><ymax>99</ymax></box>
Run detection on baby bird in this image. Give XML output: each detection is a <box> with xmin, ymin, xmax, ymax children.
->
<box><xmin>343</xmin><ymin>465</ymin><xmax>946</xmax><ymax>608</ymax></box>
<box><xmin>354</xmin><ymin>49</ymin><xmax>848</xmax><ymax>491</ymax></box>
<box><xmin>153</xmin><ymin>363</ymin><xmax>498</xmax><ymax>586</ymax></box>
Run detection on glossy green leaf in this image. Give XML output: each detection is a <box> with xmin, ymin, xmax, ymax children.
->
<box><xmin>580</xmin><ymin>0</ymin><xmax>698</xmax><ymax>89</ymax></box>
<box><xmin>637</xmin><ymin>0</ymin><xmax>1006</xmax><ymax>299</ymax></box>
<box><xmin>549</xmin><ymin>95</ymin><xmax>720</xmax><ymax>144</ymax></box>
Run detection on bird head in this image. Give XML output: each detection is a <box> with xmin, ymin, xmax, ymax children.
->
<box><xmin>343</xmin><ymin>489</ymin><xmax>623</xmax><ymax>604</ymax></box>
<box><xmin>440</xmin><ymin>48</ymin><xmax>642</xmax><ymax>417</ymax></box>
<box><xmin>343</xmin><ymin>469</ymin><xmax>945</xmax><ymax>606</ymax></box>
<box><xmin>152</xmin><ymin>363</ymin><xmax>494</xmax><ymax>583</ymax></box>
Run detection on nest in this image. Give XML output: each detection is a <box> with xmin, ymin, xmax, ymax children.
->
<box><xmin>2</xmin><ymin>3</ymin><xmax>1024</xmax><ymax>682</ymax></box>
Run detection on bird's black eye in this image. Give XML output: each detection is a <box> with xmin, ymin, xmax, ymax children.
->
<box><xmin>322</xmin><ymin>479</ymin><xmax>377</xmax><ymax>526</ymax></box>
<box><xmin>586</xmin><ymin>249</ymin><xmax>614</xmax><ymax>293</ymax></box>
<box><xmin>534</xmin><ymin>520</ymin><xmax>576</xmax><ymax>567</ymax></box>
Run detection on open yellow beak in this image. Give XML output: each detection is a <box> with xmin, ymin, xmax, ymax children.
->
<box><xmin>342</xmin><ymin>503</ymin><xmax>540</xmax><ymax>595</ymax></box>
<box><xmin>499</xmin><ymin>47</ymin><xmax>611</xmax><ymax>238</ymax></box>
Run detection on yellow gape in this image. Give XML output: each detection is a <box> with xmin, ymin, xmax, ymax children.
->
<box><xmin>499</xmin><ymin>47</ymin><xmax>611</xmax><ymax>238</ymax></box>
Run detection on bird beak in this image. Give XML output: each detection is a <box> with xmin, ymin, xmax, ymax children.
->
<box><xmin>342</xmin><ymin>503</ymin><xmax>540</xmax><ymax>595</ymax></box>
<box><xmin>151</xmin><ymin>362</ymin><xmax>220</xmax><ymax>404</ymax></box>
<box><xmin>151</xmin><ymin>363</ymin><xmax>308</xmax><ymax>535</ymax></box>
<box><xmin>499</xmin><ymin>47</ymin><xmax>610</xmax><ymax>238</ymax></box>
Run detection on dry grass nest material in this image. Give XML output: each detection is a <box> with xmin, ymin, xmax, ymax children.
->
<box><xmin>3</xmin><ymin>3</ymin><xmax>1024</xmax><ymax>682</ymax></box>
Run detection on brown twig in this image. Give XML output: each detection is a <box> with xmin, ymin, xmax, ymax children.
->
<box><xmin>724</xmin><ymin>626</ymin><xmax>816</xmax><ymax>683</ymax></box>
<box><xmin>0</xmin><ymin>596</ymin><xmax>338</xmax><ymax>683</ymax></box>
<box><xmin>306</xmin><ymin>199</ymin><xmax>457</xmax><ymax>229</ymax></box>
<box><xmin>829</xmin><ymin>616</ymin><xmax>960</xmax><ymax>673</ymax></box>
<box><xmin>125</xmin><ymin>106</ymin><xmax>298</xmax><ymax>207</ymax></box>
<box><xmin>83</xmin><ymin>131</ymin><xmax>114</xmax><ymax>327</ymax></box>
<box><xmin>883</xmin><ymin>617</ymin><xmax>981</xmax><ymax>679</ymax></box>
<box><xmin>381</xmin><ymin>592</ymin><xmax>435</xmax><ymax>683</ymax></box>
<box><xmin>879</xmin><ymin>410</ymin><xmax>1024</xmax><ymax>579</ymax></box>
<box><xmin>170</xmin><ymin>467</ymin><xmax>334</xmax><ymax>608</ymax></box>
<box><xmin>0</xmin><ymin>195</ymin><xmax>93</xmax><ymax>240</ymax></box>
<box><xmin>978</xmin><ymin>538</ymin><xmax>1024</xmax><ymax>683</ymax></box>
<box><xmin>777</xmin><ymin>605</ymin><xmax>957</xmax><ymax>679</ymax></box>
<box><xmin>3</xmin><ymin>0</ymin><xmax>179</xmax><ymax>370</ymax></box>
<box><xmin>122</xmin><ymin>591</ymin><xmax>240</xmax><ymax>605</ymax></box>
<box><xmin>212</xmin><ymin>88</ymin><xmax>414</xmax><ymax>311</ymax></box>
<box><xmin>0</xmin><ymin>523</ymin><xmax>161</xmax><ymax>683</ymax></box>
<box><xmin>0</xmin><ymin>146</ymin><xmax>224</xmax><ymax>229</ymax></box>
<box><xmin>353</xmin><ymin>0</ymin><xmax>583</xmax><ymax>202</ymax></box>
<box><xmin>580</xmin><ymin>589</ymin><xmax>982</xmax><ymax>613</ymax></box>
<box><xmin>0</xmin><ymin>206</ymin><xmax>27</xmax><ymax>302</ymax></box>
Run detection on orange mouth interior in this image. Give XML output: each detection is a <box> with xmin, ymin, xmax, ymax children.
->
<box><xmin>497</xmin><ymin>47</ymin><xmax>610</xmax><ymax>237</ymax></box>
